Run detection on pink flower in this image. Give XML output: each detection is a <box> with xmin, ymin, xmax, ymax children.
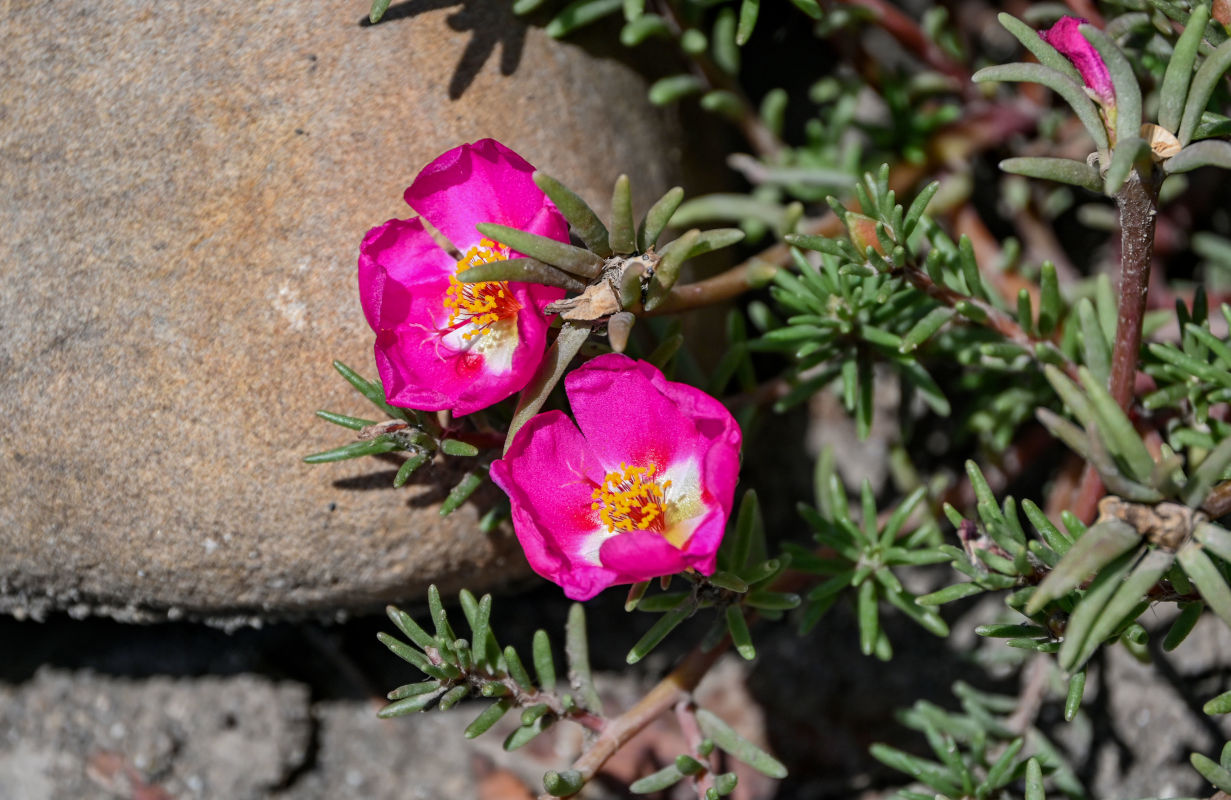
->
<box><xmin>490</xmin><ymin>354</ymin><xmax>743</xmax><ymax>600</ymax></box>
<box><xmin>358</xmin><ymin>139</ymin><xmax>567</xmax><ymax>416</ymax></box>
<box><xmin>1040</xmin><ymin>16</ymin><xmax>1115</xmax><ymax>106</ymax></box>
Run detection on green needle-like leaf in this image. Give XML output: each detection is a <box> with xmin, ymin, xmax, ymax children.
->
<box><xmin>1081</xmin><ymin>25</ymin><xmax>1142</xmax><ymax>150</ymax></box>
<box><xmin>701</xmin><ymin>89</ymin><xmax>744</xmax><ymax>118</ymax></box>
<box><xmin>1183</xmin><ymin>434</ymin><xmax>1231</xmax><ymax>507</ymax></box>
<box><xmin>457</xmin><ymin>256</ymin><xmax>587</xmax><ymax>292</ymax></box>
<box><xmin>609</xmin><ymin>174</ymin><xmax>636</xmax><ymax>255</ymax></box>
<box><xmin>1000</xmin><ymin>157</ymin><xmax>1102</xmax><ymax>192</ymax></box>
<box><xmin>378</xmin><ymin>688</ymin><xmax>445</xmax><ymax>717</ymax></box>
<box><xmin>377</xmin><ymin>632</ymin><xmax>457</xmax><ymax>680</ymax></box>
<box><xmin>303</xmin><ymin>438</ymin><xmax>400</xmax><ymax>463</ymax></box>
<box><xmin>1077</xmin><ymin>298</ymin><xmax>1111</xmax><ymax>384</ymax></box>
<box><xmin>1206</xmin><ymin>690</ymin><xmax>1231</xmax><ymax>715</ymax></box>
<box><xmin>645</xmin><ymin>229</ymin><xmax>700</xmax><ymax>311</ymax></box>
<box><xmin>620</xmin><ymin>13</ymin><xmax>671</xmax><ymax>45</ymax></box>
<box><xmin>725</xmin><ymin>605</ymin><xmax>756</xmax><ymax>660</ymax></box>
<box><xmin>1104</xmin><ymin>137</ymin><xmax>1152</xmax><ymax>195</ymax></box>
<box><xmin>1179</xmin><ymin>39</ymin><xmax>1231</xmax><ymax>145</ymax></box>
<box><xmin>627</xmin><ymin>597</ymin><xmax>692</xmax><ymax>663</ymax></box>
<box><xmin>1178</xmin><ymin>541</ymin><xmax>1231</xmax><ymax>628</ymax></box>
<box><xmin>466</xmin><ymin>593</ymin><xmax>493</xmax><ymax>667</ymax></box>
<box><xmin>465</xmin><ymin>699</ymin><xmax>513</xmax><ymax>738</ymax></box>
<box><xmin>630</xmin><ymin>764</ymin><xmax>686</xmax><ymax>793</ymax></box>
<box><xmin>1159</xmin><ymin>3</ymin><xmax>1210</xmax><ymax>133</ymax></box>
<box><xmin>901</xmin><ymin>181</ymin><xmax>940</xmax><ymax>240</ymax></box>
<box><xmin>638</xmin><ymin>186</ymin><xmax>685</xmax><ymax>251</ymax></box>
<box><xmin>532</xmin><ymin>629</ymin><xmax>557</xmax><ymax>691</ymax></box>
<box><xmin>857</xmin><ymin>579</ymin><xmax>879</xmax><ymax>656</ymax></box>
<box><xmin>736</xmin><ymin>0</ymin><xmax>759</xmax><ymax>45</ymax></box>
<box><xmin>1192</xmin><ymin>752</ymin><xmax>1231</xmax><ymax>793</ymax></box>
<box><xmin>546</xmin><ymin>0</ymin><xmax>622</xmax><ymax>37</ymax></box>
<box><xmin>697</xmin><ymin>708</ymin><xmax>787</xmax><ymax>778</ymax></box>
<box><xmin>625</xmin><ymin>580</ymin><xmax>651</xmax><ymax>611</ymax></box>
<box><xmin>543</xmin><ymin>769</ymin><xmax>585</xmax><ymax>797</ymax></box>
<box><xmin>566</xmin><ymin>603</ymin><xmax>603</xmax><ymax>713</ymax></box>
<box><xmin>1065</xmin><ymin>670</ymin><xmax>1087</xmax><ymax>721</ymax></box>
<box><xmin>1077</xmin><ymin>367</ymin><xmax>1158</xmax><ymax>481</ymax></box>
<box><xmin>1164</xmin><ymin>601</ymin><xmax>1205</xmax><ymax>651</ymax></box>
<box><xmin>744</xmin><ymin>589</ymin><xmax>801</xmax><ymax>610</ymax></box>
<box><xmin>869</xmin><ymin>744</ymin><xmax>962</xmax><ymax>796</ymax></box>
<box><xmin>367</xmin><ymin>0</ymin><xmax>392</xmax><ymax>22</ymax></box>
<box><xmin>314</xmin><ymin>410</ymin><xmax>376</xmax><ymax>430</ymax></box>
<box><xmin>973</xmin><ymin>63</ymin><xmax>1109</xmax><ymax>154</ymax></box>
<box><xmin>439</xmin><ymin>439</ymin><xmax>479</xmax><ymax>457</ymax></box>
<box><xmin>1024</xmin><ymin>757</ymin><xmax>1045</xmax><ymax>800</ymax></box>
<box><xmin>332</xmin><ymin>360</ymin><xmax>409</xmax><ymax>421</ymax></box>
<box><xmin>982</xmin><ymin>736</ymin><xmax>1025</xmax><ymax>791</ymax></box>
<box><xmin>533</xmin><ymin>171</ymin><xmax>611</xmax><ymax>257</ymax></box>
<box><xmin>504</xmin><ymin>716</ymin><xmax>554</xmax><ymax>750</ymax></box>
<box><xmin>393</xmin><ymin>452</ymin><xmax>431</xmax><ymax>487</ymax></box>
<box><xmin>503</xmin><ymin>645</ymin><xmax>534</xmax><ymax>689</ymax></box>
<box><xmin>387</xmin><ymin>680</ymin><xmax>442</xmax><ymax>701</ymax></box>
<box><xmin>1061</xmin><ymin>547</ymin><xmax>1172</xmax><ymax>671</ymax></box>
<box><xmin>1037</xmin><ymin>262</ymin><xmax>1061</xmax><ymax>336</ymax></box>
<box><xmin>976</xmin><ymin>623</ymin><xmax>1050</xmax><ymax>638</ymax></box>
<box><xmin>726</xmin><ymin>491</ymin><xmax>760</xmax><ymax>572</ymax></box>
<box><xmin>476</xmin><ymin>223</ymin><xmax>604</xmax><ymax>278</ymax></box>
<box><xmin>711</xmin><ymin>8</ymin><xmax>739</xmax><ymax>74</ymax></box>
<box><xmin>440</xmin><ymin>469</ymin><xmax>484</xmax><ymax>516</ymax></box>
<box><xmin>1167</xmin><ymin>140</ymin><xmax>1231</xmax><ymax>173</ymax></box>
<box><xmin>387</xmin><ymin>605</ymin><xmax>437</xmax><ymax>650</ymax></box>
<box><xmin>649</xmin><ymin>74</ymin><xmax>706</xmax><ymax>105</ymax></box>
<box><xmin>1036</xmin><ymin>421</ymin><xmax>1097</xmax><ymax>488</ymax></box>
<box><xmin>1026</xmin><ymin>519</ymin><xmax>1141</xmax><ymax>614</ymax></box>
<box><xmin>1196</xmin><ymin>523</ymin><xmax>1231</xmax><ymax>563</ymax></box>
<box><xmin>917</xmin><ymin>582</ymin><xmax>984</xmax><ymax>604</ymax></box>
<box><xmin>690</xmin><ymin>227</ymin><xmax>746</xmax><ymax>256</ymax></box>
<box><xmin>427</xmin><ymin>585</ymin><xmax>456</xmax><ymax>643</ymax></box>
<box><xmin>899</xmin><ymin>306</ymin><xmax>954</xmax><ymax>354</ymax></box>
<box><xmin>675</xmin><ymin>754</ymin><xmax>704</xmax><ymax>775</ymax></box>
<box><xmin>1051</xmin><ymin>548</ymin><xmax>1138</xmax><ymax>671</ymax></box>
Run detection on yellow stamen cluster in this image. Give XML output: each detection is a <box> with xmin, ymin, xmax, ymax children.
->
<box><xmin>591</xmin><ymin>463</ymin><xmax>672</xmax><ymax>533</ymax></box>
<box><xmin>444</xmin><ymin>238</ymin><xmax>519</xmax><ymax>340</ymax></box>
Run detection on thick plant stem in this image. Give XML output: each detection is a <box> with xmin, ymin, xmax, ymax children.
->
<box><xmin>1108</xmin><ymin>169</ymin><xmax>1158</xmax><ymax>411</ymax></box>
<box><xmin>1073</xmin><ymin>170</ymin><xmax>1158</xmax><ymax>523</ymax></box>
<box><xmin>545</xmin><ymin>641</ymin><xmax>727</xmax><ymax>798</ymax></box>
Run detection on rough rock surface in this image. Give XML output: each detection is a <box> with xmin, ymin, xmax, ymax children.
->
<box><xmin>0</xmin><ymin>0</ymin><xmax>681</xmax><ymax>623</ymax></box>
<box><xmin>0</xmin><ymin>670</ymin><xmax>312</xmax><ymax>800</ymax></box>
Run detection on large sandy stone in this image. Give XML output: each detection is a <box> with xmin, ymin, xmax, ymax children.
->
<box><xmin>0</xmin><ymin>1</ymin><xmax>681</xmax><ymax>623</ymax></box>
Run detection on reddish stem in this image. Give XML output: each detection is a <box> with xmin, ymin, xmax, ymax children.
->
<box><xmin>541</xmin><ymin>641</ymin><xmax>728</xmax><ymax>799</ymax></box>
<box><xmin>1108</xmin><ymin>170</ymin><xmax>1158</xmax><ymax>411</ymax></box>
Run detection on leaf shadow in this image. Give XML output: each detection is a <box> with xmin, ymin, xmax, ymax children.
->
<box><xmin>330</xmin><ymin>451</ymin><xmax>498</xmax><ymax>516</ymax></box>
<box><xmin>359</xmin><ymin>0</ymin><xmax>527</xmax><ymax>100</ymax></box>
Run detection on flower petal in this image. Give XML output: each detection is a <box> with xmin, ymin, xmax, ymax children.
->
<box><xmin>405</xmin><ymin>139</ymin><xmax>568</xmax><ymax>253</ymax></box>
<box><xmin>597</xmin><ymin>531</ymin><xmax>694</xmax><ymax>581</ymax></box>
<box><xmin>358</xmin><ymin>217</ymin><xmax>455</xmax><ymax>332</ymax></box>
<box><xmin>490</xmin><ymin>411</ymin><xmax>617</xmax><ymax>600</ymax></box>
<box><xmin>1040</xmin><ymin>16</ymin><xmax>1114</xmax><ymax>105</ymax></box>
<box><xmin>565</xmin><ymin>353</ymin><xmax>741</xmax><ymax>475</ymax></box>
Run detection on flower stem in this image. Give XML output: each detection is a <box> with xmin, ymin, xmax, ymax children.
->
<box><xmin>1108</xmin><ymin>169</ymin><xmax>1158</xmax><ymax>411</ymax></box>
<box><xmin>1070</xmin><ymin>169</ymin><xmax>1159</xmax><ymax>523</ymax></box>
<box><xmin>551</xmin><ymin>640</ymin><xmax>727</xmax><ymax>796</ymax></box>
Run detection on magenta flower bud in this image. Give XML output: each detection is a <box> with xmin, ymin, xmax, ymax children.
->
<box><xmin>1039</xmin><ymin>16</ymin><xmax>1115</xmax><ymax>106</ymax></box>
<box><xmin>357</xmin><ymin>140</ymin><xmax>567</xmax><ymax>416</ymax></box>
<box><xmin>490</xmin><ymin>354</ymin><xmax>743</xmax><ymax>600</ymax></box>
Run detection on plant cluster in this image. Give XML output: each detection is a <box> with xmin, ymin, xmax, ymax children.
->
<box><xmin>311</xmin><ymin>0</ymin><xmax>1231</xmax><ymax>797</ymax></box>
